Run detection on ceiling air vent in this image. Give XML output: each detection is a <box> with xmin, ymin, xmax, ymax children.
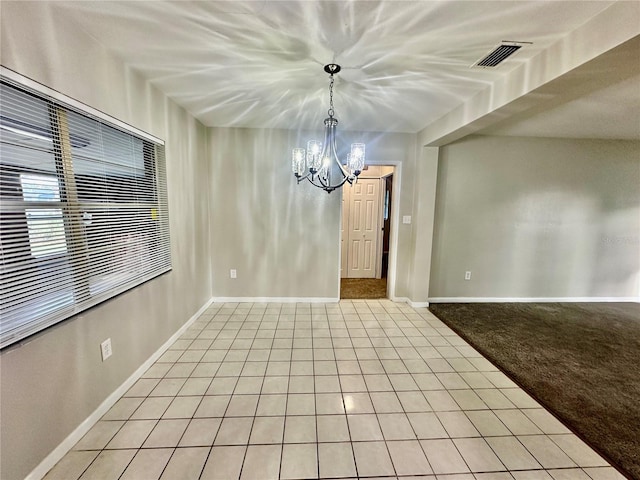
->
<box><xmin>473</xmin><ymin>41</ymin><xmax>529</xmax><ymax>68</ymax></box>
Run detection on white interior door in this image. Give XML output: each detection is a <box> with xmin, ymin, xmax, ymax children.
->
<box><xmin>347</xmin><ymin>178</ymin><xmax>380</xmax><ymax>278</ymax></box>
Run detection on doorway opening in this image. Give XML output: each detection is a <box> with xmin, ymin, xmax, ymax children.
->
<box><xmin>340</xmin><ymin>166</ymin><xmax>394</xmax><ymax>299</ymax></box>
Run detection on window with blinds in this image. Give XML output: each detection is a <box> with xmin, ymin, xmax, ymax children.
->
<box><xmin>0</xmin><ymin>78</ymin><xmax>171</xmax><ymax>349</ymax></box>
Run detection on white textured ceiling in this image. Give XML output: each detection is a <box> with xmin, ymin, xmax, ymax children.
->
<box><xmin>50</xmin><ymin>0</ymin><xmax>638</xmax><ymax>139</ymax></box>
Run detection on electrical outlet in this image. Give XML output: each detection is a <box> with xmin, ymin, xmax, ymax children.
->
<box><xmin>464</xmin><ymin>271</ymin><xmax>472</xmax><ymax>281</ymax></box>
<box><xmin>101</xmin><ymin>338</ymin><xmax>112</xmax><ymax>361</ymax></box>
<box><xmin>230</xmin><ymin>269</ymin><xmax>237</xmax><ymax>279</ymax></box>
<box><xmin>402</xmin><ymin>215</ymin><xmax>412</xmax><ymax>224</ymax></box>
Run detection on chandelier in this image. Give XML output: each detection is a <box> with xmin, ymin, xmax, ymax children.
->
<box><xmin>291</xmin><ymin>64</ymin><xmax>365</xmax><ymax>193</ymax></box>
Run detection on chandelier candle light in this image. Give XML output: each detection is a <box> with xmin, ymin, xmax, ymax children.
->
<box><xmin>292</xmin><ymin>64</ymin><xmax>365</xmax><ymax>193</ymax></box>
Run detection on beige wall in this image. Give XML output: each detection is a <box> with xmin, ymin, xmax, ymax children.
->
<box><xmin>407</xmin><ymin>147</ymin><xmax>439</xmax><ymax>303</ymax></box>
<box><xmin>209</xmin><ymin>127</ymin><xmax>341</xmax><ymax>299</ymax></box>
<box><xmin>429</xmin><ymin>135</ymin><xmax>640</xmax><ymax>299</ymax></box>
<box><xmin>0</xmin><ymin>3</ymin><xmax>212</xmax><ymax>479</ymax></box>
<box><xmin>208</xmin><ymin>127</ymin><xmax>422</xmax><ymax>300</ymax></box>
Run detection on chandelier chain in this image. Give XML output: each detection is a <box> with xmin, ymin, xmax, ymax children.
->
<box><xmin>328</xmin><ymin>74</ymin><xmax>335</xmax><ymax>118</ymax></box>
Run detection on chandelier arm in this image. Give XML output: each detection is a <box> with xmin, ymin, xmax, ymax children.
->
<box><xmin>315</xmin><ymin>118</ymin><xmax>340</xmax><ymax>190</ymax></box>
<box><xmin>320</xmin><ymin>121</ymin><xmax>331</xmax><ymax>162</ymax></box>
<box><xmin>315</xmin><ymin>168</ymin><xmax>331</xmax><ymax>189</ymax></box>
<box><xmin>330</xmin><ymin>174</ymin><xmax>352</xmax><ymax>189</ymax></box>
<box><xmin>335</xmin><ymin>160</ymin><xmax>354</xmax><ymax>180</ymax></box>
<box><xmin>306</xmin><ymin>175</ymin><xmax>330</xmax><ymax>190</ymax></box>
<box><xmin>295</xmin><ymin>171</ymin><xmax>314</xmax><ymax>184</ymax></box>
<box><xmin>329</xmin><ymin>130</ymin><xmax>353</xmax><ymax>180</ymax></box>
<box><xmin>306</xmin><ymin>173</ymin><xmax>350</xmax><ymax>193</ymax></box>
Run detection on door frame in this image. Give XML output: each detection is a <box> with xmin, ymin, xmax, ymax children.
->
<box><xmin>375</xmin><ymin>171</ymin><xmax>393</xmax><ymax>279</ymax></box>
<box><xmin>338</xmin><ymin>161</ymin><xmax>402</xmax><ymax>299</ymax></box>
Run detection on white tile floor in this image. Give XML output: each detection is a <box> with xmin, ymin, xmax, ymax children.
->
<box><xmin>43</xmin><ymin>301</ymin><xmax>625</xmax><ymax>480</ymax></box>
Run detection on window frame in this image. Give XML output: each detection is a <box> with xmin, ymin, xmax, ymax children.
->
<box><xmin>0</xmin><ymin>69</ymin><xmax>171</xmax><ymax>349</ymax></box>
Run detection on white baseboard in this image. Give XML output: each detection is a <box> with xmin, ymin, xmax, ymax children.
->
<box><xmin>211</xmin><ymin>297</ymin><xmax>339</xmax><ymax>303</ymax></box>
<box><xmin>388</xmin><ymin>295</ymin><xmax>408</xmax><ymax>304</ymax></box>
<box><xmin>428</xmin><ymin>297</ymin><xmax>640</xmax><ymax>303</ymax></box>
<box><xmin>389</xmin><ymin>296</ymin><xmax>429</xmax><ymax>308</ymax></box>
<box><xmin>26</xmin><ymin>297</ymin><xmax>215</xmax><ymax>480</ymax></box>
<box><xmin>212</xmin><ymin>297</ymin><xmax>430</xmax><ymax>307</ymax></box>
<box><xmin>409</xmin><ymin>301</ymin><xmax>430</xmax><ymax>308</ymax></box>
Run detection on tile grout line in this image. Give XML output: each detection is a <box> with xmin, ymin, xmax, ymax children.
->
<box><xmin>195</xmin><ymin>302</ymin><xmax>248</xmax><ymax>479</ymax></box>
<box><xmin>235</xmin><ymin>303</ymin><xmax>270</xmax><ymax>479</ymax></box>
<box><xmin>356</xmin><ymin>300</ymin><xmax>403</xmax><ymax>478</ymax></box>
<box><xmin>402</xmin><ymin>306</ymin><xmax>478</xmax><ymax>477</ymax></box>
<box><xmin>333</xmin><ymin>301</ymin><xmax>359</xmax><ymax>480</ymax></box>
<box><xmin>194</xmin><ymin>301</ymin><xmax>240</xmax><ymax>480</ymax></box>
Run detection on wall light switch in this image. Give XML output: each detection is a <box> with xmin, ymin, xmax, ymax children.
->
<box><xmin>101</xmin><ymin>338</ymin><xmax>112</xmax><ymax>361</ymax></box>
<box><xmin>465</xmin><ymin>271</ymin><xmax>472</xmax><ymax>281</ymax></box>
<box><xmin>402</xmin><ymin>215</ymin><xmax>412</xmax><ymax>224</ymax></box>
<box><xmin>230</xmin><ymin>269</ymin><xmax>237</xmax><ymax>279</ymax></box>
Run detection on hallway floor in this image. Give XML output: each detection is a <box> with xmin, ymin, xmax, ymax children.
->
<box><xmin>340</xmin><ymin>278</ymin><xmax>388</xmax><ymax>299</ymax></box>
<box><xmin>44</xmin><ymin>301</ymin><xmax>623</xmax><ymax>480</ymax></box>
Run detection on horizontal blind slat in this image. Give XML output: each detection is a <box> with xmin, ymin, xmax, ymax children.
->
<box><xmin>0</xmin><ymin>78</ymin><xmax>171</xmax><ymax>349</ymax></box>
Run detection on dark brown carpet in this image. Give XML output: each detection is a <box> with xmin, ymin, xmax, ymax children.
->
<box><xmin>428</xmin><ymin>302</ymin><xmax>640</xmax><ymax>480</ymax></box>
<box><xmin>340</xmin><ymin>278</ymin><xmax>387</xmax><ymax>299</ymax></box>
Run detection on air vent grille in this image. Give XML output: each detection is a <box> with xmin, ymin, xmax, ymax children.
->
<box><xmin>474</xmin><ymin>42</ymin><xmax>527</xmax><ymax>68</ymax></box>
